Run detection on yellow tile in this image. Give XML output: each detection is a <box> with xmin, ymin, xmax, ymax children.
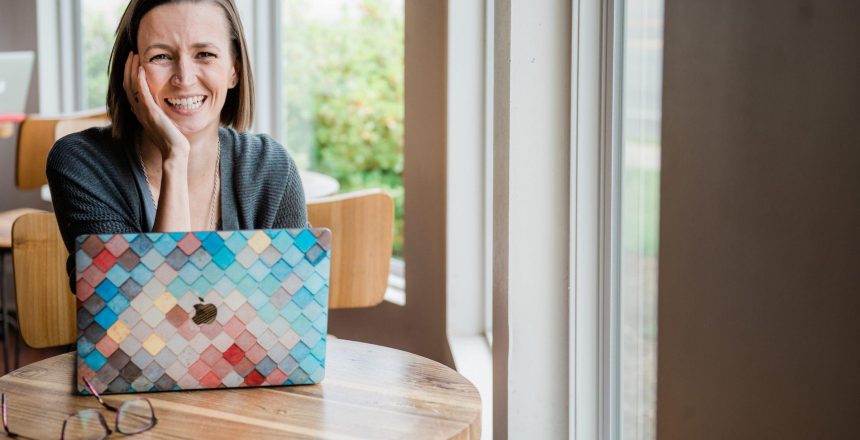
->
<box><xmin>142</xmin><ymin>334</ymin><xmax>166</xmax><ymax>355</ymax></box>
<box><xmin>106</xmin><ymin>321</ymin><xmax>130</xmax><ymax>343</ymax></box>
<box><xmin>153</xmin><ymin>291</ymin><xmax>178</xmax><ymax>314</ymax></box>
<box><xmin>247</xmin><ymin>231</ymin><xmax>272</xmax><ymax>254</ymax></box>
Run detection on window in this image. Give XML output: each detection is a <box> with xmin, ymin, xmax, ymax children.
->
<box><xmin>616</xmin><ymin>0</ymin><xmax>663</xmax><ymax>438</ymax></box>
<box><xmin>81</xmin><ymin>0</ymin><xmax>126</xmax><ymax>110</ymax></box>
<box><xmin>281</xmin><ymin>0</ymin><xmax>405</xmax><ymax>258</ymax></box>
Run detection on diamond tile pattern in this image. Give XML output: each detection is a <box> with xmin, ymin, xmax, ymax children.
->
<box><xmin>75</xmin><ymin>229</ymin><xmax>331</xmax><ymax>394</ymax></box>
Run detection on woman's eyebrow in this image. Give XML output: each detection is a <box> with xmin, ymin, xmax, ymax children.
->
<box><xmin>143</xmin><ymin>42</ymin><xmax>220</xmax><ymax>52</ymax></box>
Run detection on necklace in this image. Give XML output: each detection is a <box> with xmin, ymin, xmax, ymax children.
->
<box><xmin>136</xmin><ymin>140</ymin><xmax>221</xmax><ymax>230</ymax></box>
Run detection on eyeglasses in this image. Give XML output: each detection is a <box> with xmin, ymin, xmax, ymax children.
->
<box><xmin>2</xmin><ymin>377</ymin><xmax>157</xmax><ymax>439</ymax></box>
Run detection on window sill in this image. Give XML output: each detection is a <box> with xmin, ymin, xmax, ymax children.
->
<box><xmin>449</xmin><ymin>334</ymin><xmax>492</xmax><ymax>439</ymax></box>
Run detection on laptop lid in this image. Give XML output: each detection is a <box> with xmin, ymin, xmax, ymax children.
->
<box><xmin>74</xmin><ymin>228</ymin><xmax>331</xmax><ymax>394</ymax></box>
<box><xmin>0</xmin><ymin>51</ymin><xmax>35</xmax><ymax>115</ymax></box>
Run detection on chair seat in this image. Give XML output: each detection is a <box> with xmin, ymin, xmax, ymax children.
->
<box><xmin>0</xmin><ymin>208</ymin><xmax>45</xmax><ymax>249</ymax></box>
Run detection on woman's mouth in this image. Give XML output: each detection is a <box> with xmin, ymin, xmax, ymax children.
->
<box><xmin>165</xmin><ymin>95</ymin><xmax>206</xmax><ymax>110</ymax></box>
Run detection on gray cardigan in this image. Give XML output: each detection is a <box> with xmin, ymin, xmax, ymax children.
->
<box><xmin>46</xmin><ymin>126</ymin><xmax>308</xmax><ymax>291</ymax></box>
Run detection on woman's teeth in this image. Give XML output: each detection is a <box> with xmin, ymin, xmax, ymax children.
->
<box><xmin>166</xmin><ymin>96</ymin><xmax>205</xmax><ymax>110</ymax></box>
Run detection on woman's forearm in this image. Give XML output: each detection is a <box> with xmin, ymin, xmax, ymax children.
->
<box><xmin>152</xmin><ymin>153</ymin><xmax>191</xmax><ymax>232</ymax></box>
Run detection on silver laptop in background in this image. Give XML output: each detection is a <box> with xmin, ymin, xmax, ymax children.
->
<box><xmin>0</xmin><ymin>51</ymin><xmax>35</xmax><ymax>115</ymax></box>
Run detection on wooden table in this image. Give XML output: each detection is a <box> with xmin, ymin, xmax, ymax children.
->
<box><xmin>0</xmin><ymin>339</ymin><xmax>481</xmax><ymax>439</ymax></box>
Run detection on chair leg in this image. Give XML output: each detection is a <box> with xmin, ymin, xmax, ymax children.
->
<box><xmin>0</xmin><ymin>252</ymin><xmax>9</xmax><ymax>374</ymax></box>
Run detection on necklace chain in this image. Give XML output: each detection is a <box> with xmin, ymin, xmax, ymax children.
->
<box><xmin>136</xmin><ymin>141</ymin><xmax>221</xmax><ymax>230</ymax></box>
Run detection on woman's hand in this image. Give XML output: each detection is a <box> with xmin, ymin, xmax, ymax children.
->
<box><xmin>123</xmin><ymin>52</ymin><xmax>190</xmax><ymax>159</ymax></box>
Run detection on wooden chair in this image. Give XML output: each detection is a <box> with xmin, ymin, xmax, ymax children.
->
<box><xmin>15</xmin><ymin>109</ymin><xmax>110</xmax><ymax>189</ymax></box>
<box><xmin>308</xmin><ymin>189</ymin><xmax>395</xmax><ymax>308</ymax></box>
<box><xmin>9</xmin><ymin>188</ymin><xmax>395</xmax><ymax>352</ymax></box>
<box><xmin>11</xmin><ymin>213</ymin><xmax>76</xmax><ymax>349</ymax></box>
<box><xmin>0</xmin><ymin>111</ymin><xmax>110</xmax><ymax>369</ymax></box>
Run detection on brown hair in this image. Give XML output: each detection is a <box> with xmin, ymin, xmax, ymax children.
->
<box><xmin>106</xmin><ymin>0</ymin><xmax>254</xmax><ymax>141</ymax></box>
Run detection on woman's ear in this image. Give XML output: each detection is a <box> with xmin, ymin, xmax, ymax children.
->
<box><xmin>229</xmin><ymin>61</ymin><xmax>239</xmax><ymax>89</ymax></box>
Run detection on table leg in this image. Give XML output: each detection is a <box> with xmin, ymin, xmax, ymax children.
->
<box><xmin>0</xmin><ymin>252</ymin><xmax>9</xmax><ymax>374</ymax></box>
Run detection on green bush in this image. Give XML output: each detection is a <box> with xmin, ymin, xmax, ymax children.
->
<box><xmin>283</xmin><ymin>0</ymin><xmax>405</xmax><ymax>256</ymax></box>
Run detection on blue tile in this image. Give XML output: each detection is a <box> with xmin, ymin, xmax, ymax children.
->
<box><xmin>293</xmin><ymin>230</ymin><xmax>317</xmax><ymax>253</ymax></box>
<box><xmin>85</xmin><ymin>350</ymin><xmax>108</xmax><ymax>371</ymax></box>
<box><xmin>256</xmin><ymin>356</ymin><xmax>277</xmax><ymax>377</ymax></box>
<box><xmin>201</xmin><ymin>262</ymin><xmax>224</xmax><ymax>283</ymax></box>
<box><xmin>258</xmin><ymin>303</ymin><xmax>278</xmax><ymax>323</ymax></box>
<box><xmin>201</xmin><ymin>233</ymin><xmax>225</xmax><ymax>254</ymax></box>
<box><xmin>190</xmin><ymin>276</ymin><xmax>212</xmax><ymax>295</ymax></box>
<box><xmin>299</xmin><ymin>356</ymin><xmax>320</xmax><ymax>376</ymax></box>
<box><xmin>224</xmin><ymin>261</ymin><xmax>246</xmax><ymax>282</ymax></box>
<box><xmin>270</xmin><ymin>231</ymin><xmax>294</xmax><ymax>253</ymax></box>
<box><xmin>211</xmin><ymin>246</ymin><xmax>235</xmax><ymax>269</ymax></box>
<box><xmin>152</xmin><ymin>234</ymin><xmax>178</xmax><ymax>256</ymax></box>
<box><xmin>310</xmin><ymin>339</ymin><xmax>327</xmax><ymax>361</ymax></box>
<box><xmin>77</xmin><ymin>337</ymin><xmax>96</xmax><ymax>357</ymax></box>
<box><xmin>292</xmin><ymin>259</ymin><xmax>314</xmax><ymax>281</ymax></box>
<box><xmin>237</xmin><ymin>275</ymin><xmax>258</xmax><ymax>296</ymax></box>
<box><xmin>260</xmin><ymin>274</ymin><xmax>281</xmax><ymax>296</ymax></box>
<box><xmin>129</xmin><ymin>264</ymin><xmax>154</xmax><ymax>285</ymax></box>
<box><xmin>270</xmin><ymin>259</ymin><xmax>292</xmax><ymax>281</ymax></box>
<box><xmin>95</xmin><ymin>279</ymin><xmax>120</xmax><ymax>302</ymax></box>
<box><xmin>280</xmin><ymin>302</ymin><xmax>301</xmax><ymax>322</ymax></box>
<box><xmin>128</xmin><ymin>235</ymin><xmax>154</xmax><ymax>256</ymax></box>
<box><xmin>291</xmin><ymin>287</ymin><xmax>313</xmax><ymax>308</ymax></box>
<box><xmin>105</xmin><ymin>265</ymin><xmax>131</xmax><ymax>287</ymax></box>
<box><xmin>283</xmin><ymin>246</ymin><xmax>304</xmax><ymax>266</ymax></box>
<box><xmin>290</xmin><ymin>315</ymin><xmax>312</xmax><ymax>335</ymax></box>
<box><xmin>178</xmin><ymin>263</ymin><xmax>202</xmax><ymax>284</ymax></box>
<box><xmin>248</xmin><ymin>260</ymin><xmax>269</xmax><ymax>282</ymax></box>
<box><xmin>248</xmin><ymin>291</ymin><xmax>269</xmax><ymax>309</ymax></box>
<box><xmin>304</xmin><ymin>273</ymin><xmax>326</xmax><ymax>295</ymax></box>
<box><xmin>167</xmin><ymin>277</ymin><xmax>191</xmax><ymax>297</ymax></box>
<box><xmin>289</xmin><ymin>342</ymin><xmax>311</xmax><ymax>360</ymax></box>
<box><xmin>224</xmin><ymin>232</ymin><xmax>247</xmax><ymax>254</ymax></box>
<box><xmin>106</xmin><ymin>293</ymin><xmax>130</xmax><ymax>315</ymax></box>
<box><xmin>94</xmin><ymin>307</ymin><xmax>118</xmax><ymax>330</ymax></box>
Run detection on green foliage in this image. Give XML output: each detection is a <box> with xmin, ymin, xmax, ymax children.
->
<box><xmin>283</xmin><ymin>0</ymin><xmax>405</xmax><ymax>256</ymax></box>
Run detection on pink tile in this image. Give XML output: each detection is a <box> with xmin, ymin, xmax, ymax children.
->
<box><xmin>188</xmin><ymin>359</ymin><xmax>210</xmax><ymax>381</ymax></box>
<box><xmin>245</xmin><ymin>344</ymin><xmax>266</xmax><ymax>364</ymax></box>
<box><xmin>200</xmin><ymin>345</ymin><xmax>222</xmax><ymax>367</ymax></box>
<box><xmin>177</xmin><ymin>234</ymin><xmax>202</xmax><ymax>255</ymax></box>
<box><xmin>222</xmin><ymin>316</ymin><xmax>246</xmax><ymax>339</ymax></box>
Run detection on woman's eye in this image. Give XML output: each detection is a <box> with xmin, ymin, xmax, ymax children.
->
<box><xmin>198</xmin><ymin>52</ymin><xmax>216</xmax><ymax>58</ymax></box>
<box><xmin>149</xmin><ymin>54</ymin><xmax>170</xmax><ymax>62</ymax></box>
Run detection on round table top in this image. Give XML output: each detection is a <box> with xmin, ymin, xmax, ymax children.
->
<box><xmin>0</xmin><ymin>339</ymin><xmax>481</xmax><ymax>439</ymax></box>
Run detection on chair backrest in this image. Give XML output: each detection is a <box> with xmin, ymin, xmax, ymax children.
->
<box><xmin>16</xmin><ymin>110</ymin><xmax>110</xmax><ymax>189</ymax></box>
<box><xmin>11</xmin><ymin>213</ymin><xmax>76</xmax><ymax>348</ymax></box>
<box><xmin>308</xmin><ymin>189</ymin><xmax>395</xmax><ymax>309</ymax></box>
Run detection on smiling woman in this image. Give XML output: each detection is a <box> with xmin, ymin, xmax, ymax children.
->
<box><xmin>46</xmin><ymin>0</ymin><xmax>308</xmax><ymax>292</ymax></box>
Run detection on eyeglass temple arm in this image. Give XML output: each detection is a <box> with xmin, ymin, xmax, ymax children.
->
<box><xmin>81</xmin><ymin>378</ymin><xmax>119</xmax><ymax>412</ymax></box>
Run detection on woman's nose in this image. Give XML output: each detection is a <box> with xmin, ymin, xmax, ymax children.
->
<box><xmin>170</xmin><ymin>58</ymin><xmax>197</xmax><ymax>87</ymax></box>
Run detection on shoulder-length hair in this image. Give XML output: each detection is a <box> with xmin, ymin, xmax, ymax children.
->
<box><xmin>106</xmin><ymin>0</ymin><xmax>254</xmax><ymax>141</ymax></box>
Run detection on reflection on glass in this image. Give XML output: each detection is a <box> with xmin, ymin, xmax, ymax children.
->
<box><xmin>619</xmin><ymin>0</ymin><xmax>663</xmax><ymax>438</ymax></box>
<box><xmin>282</xmin><ymin>0</ymin><xmax>405</xmax><ymax>256</ymax></box>
<box><xmin>81</xmin><ymin>0</ymin><xmax>127</xmax><ymax>110</ymax></box>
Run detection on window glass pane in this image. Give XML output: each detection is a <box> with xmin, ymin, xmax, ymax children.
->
<box><xmin>619</xmin><ymin>0</ymin><xmax>663</xmax><ymax>438</ymax></box>
<box><xmin>282</xmin><ymin>0</ymin><xmax>405</xmax><ymax>257</ymax></box>
<box><xmin>81</xmin><ymin>0</ymin><xmax>126</xmax><ymax>110</ymax></box>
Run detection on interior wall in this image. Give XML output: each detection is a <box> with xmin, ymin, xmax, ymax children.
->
<box><xmin>658</xmin><ymin>1</ymin><xmax>860</xmax><ymax>438</ymax></box>
<box><xmin>0</xmin><ymin>0</ymin><xmax>51</xmax><ymax>212</ymax></box>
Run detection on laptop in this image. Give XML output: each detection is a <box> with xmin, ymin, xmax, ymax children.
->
<box><xmin>0</xmin><ymin>51</ymin><xmax>35</xmax><ymax>118</ymax></box>
<box><xmin>74</xmin><ymin>228</ymin><xmax>331</xmax><ymax>394</ymax></box>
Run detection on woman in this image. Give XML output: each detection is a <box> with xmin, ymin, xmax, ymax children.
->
<box><xmin>47</xmin><ymin>0</ymin><xmax>307</xmax><ymax>290</ymax></box>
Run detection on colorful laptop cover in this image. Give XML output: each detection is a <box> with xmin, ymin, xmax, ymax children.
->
<box><xmin>74</xmin><ymin>228</ymin><xmax>331</xmax><ymax>394</ymax></box>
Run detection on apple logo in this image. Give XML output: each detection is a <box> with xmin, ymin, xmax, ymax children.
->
<box><xmin>192</xmin><ymin>297</ymin><xmax>218</xmax><ymax>325</ymax></box>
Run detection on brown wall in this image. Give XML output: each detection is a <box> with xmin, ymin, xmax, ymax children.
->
<box><xmin>658</xmin><ymin>0</ymin><xmax>860</xmax><ymax>438</ymax></box>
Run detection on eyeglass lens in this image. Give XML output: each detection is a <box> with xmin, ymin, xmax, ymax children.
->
<box><xmin>62</xmin><ymin>409</ymin><xmax>109</xmax><ymax>440</ymax></box>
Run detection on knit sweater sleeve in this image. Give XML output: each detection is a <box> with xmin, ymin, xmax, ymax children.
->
<box><xmin>46</xmin><ymin>131</ymin><xmax>141</xmax><ymax>292</ymax></box>
<box><xmin>273</xmin><ymin>146</ymin><xmax>309</xmax><ymax>229</ymax></box>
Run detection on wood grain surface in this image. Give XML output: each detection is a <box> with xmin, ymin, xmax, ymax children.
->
<box><xmin>11</xmin><ymin>212</ymin><xmax>76</xmax><ymax>349</ymax></box>
<box><xmin>307</xmin><ymin>190</ymin><xmax>395</xmax><ymax>309</ymax></box>
<box><xmin>0</xmin><ymin>339</ymin><xmax>480</xmax><ymax>439</ymax></box>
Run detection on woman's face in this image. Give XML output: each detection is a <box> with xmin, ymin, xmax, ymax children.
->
<box><xmin>136</xmin><ymin>2</ymin><xmax>238</xmax><ymax>137</ymax></box>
